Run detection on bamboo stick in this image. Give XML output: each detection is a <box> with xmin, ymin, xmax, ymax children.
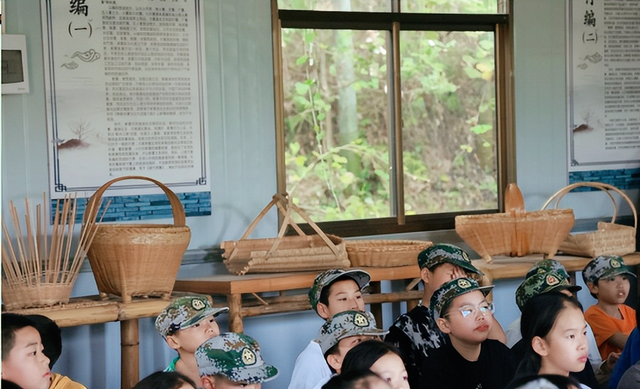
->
<box><xmin>24</xmin><ymin>198</ymin><xmax>40</xmax><ymax>285</ymax></box>
<box><xmin>10</xmin><ymin>202</ymin><xmax>31</xmax><ymax>286</ymax></box>
<box><xmin>2</xmin><ymin>219</ymin><xmax>21</xmax><ymax>283</ymax></box>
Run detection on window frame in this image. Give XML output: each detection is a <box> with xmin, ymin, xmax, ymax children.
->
<box><xmin>271</xmin><ymin>0</ymin><xmax>516</xmax><ymax>238</ymax></box>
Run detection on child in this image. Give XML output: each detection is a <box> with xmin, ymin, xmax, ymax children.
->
<box><xmin>322</xmin><ymin>369</ymin><xmax>391</xmax><ymax>389</ymax></box>
<box><xmin>155</xmin><ymin>295</ymin><xmax>229</xmax><ymax>385</ymax></box>
<box><xmin>582</xmin><ymin>256</ymin><xmax>637</xmax><ymax>361</ymax></box>
<box><xmin>133</xmin><ymin>371</ymin><xmax>197</xmax><ymax>389</ymax></box>
<box><xmin>508</xmin><ymin>271</ymin><xmax>598</xmax><ymax>389</ymax></box>
<box><xmin>420</xmin><ymin>277</ymin><xmax>515</xmax><ymax>389</ymax></box>
<box><xmin>515</xmin><ymin>293</ymin><xmax>591</xmax><ymax>388</ymax></box>
<box><xmin>315</xmin><ymin>310</ymin><xmax>388</xmax><ymax>388</ymax></box>
<box><xmin>608</xmin><ymin>297</ymin><xmax>640</xmax><ymax>389</ymax></box>
<box><xmin>385</xmin><ymin>243</ymin><xmax>504</xmax><ymax>389</ymax></box>
<box><xmin>341</xmin><ymin>340</ymin><xmax>409</xmax><ymax>389</ymax></box>
<box><xmin>1</xmin><ymin>313</ymin><xmax>87</xmax><ymax>389</ymax></box>
<box><xmin>288</xmin><ymin>268</ymin><xmax>371</xmax><ymax>389</ymax></box>
<box><xmin>195</xmin><ymin>332</ymin><xmax>278</xmax><ymax>389</ymax></box>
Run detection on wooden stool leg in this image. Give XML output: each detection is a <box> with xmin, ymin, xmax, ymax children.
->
<box><xmin>121</xmin><ymin>319</ymin><xmax>140</xmax><ymax>389</ymax></box>
<box><xmin>228</xmin><ymin>293</ymin><xmax>243</xmax><ymax>333</ymax></box>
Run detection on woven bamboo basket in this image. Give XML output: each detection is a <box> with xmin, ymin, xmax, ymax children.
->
<box><xmin>222</xmin><ymin>193</ymin><xmax>350</xmax><ymax>275</ymax></box>
<box><xmin>345</xmin><ymin>240</ymin><xmax>432</xmax><ymax>267</ymax></box>
<box><xmin>541</xmin><ymin>182</ymin><xmax>637</xmax><ymax>258</ymax></box>
<box><xmin>84</xmin><ymin>176</ymin><xmax>191</xmax><ymax>302</ymax></box>
<box><xmin>455</xmin><ymin>184</ymin><xmax>575</xmax><ymax>263</ymax></box>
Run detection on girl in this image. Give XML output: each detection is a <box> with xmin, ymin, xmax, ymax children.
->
<box><xmin>516</xmin><ymin>293</ymin><xmax>591</xmax><ymax>389</ymax></box>
<box><xmin>341</xmin><ymin>340</ymin><xmax>409</xmax><ymax>389</ymax></box>
<box><xmin>133</xmin><ymin>371</ymin><xmax>197</xmax><ymax>389</ymax></box>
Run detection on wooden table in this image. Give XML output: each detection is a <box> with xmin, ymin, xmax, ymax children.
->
<box><xmin>174</xmin><ymin>253</ymin><xmax>640</xmax><ymax>333</ymax></box>
<box><xmin>4</xmin><ymin>295</ymin><xmax>183</xmax><ymax>389</ymax></box>
<box><xmin>174</xmin><ymin>266</ymin><xmax>424</xmax><ymax>332</ymax></box>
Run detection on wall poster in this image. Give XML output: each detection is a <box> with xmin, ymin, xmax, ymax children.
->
<box><xmin>567</xmin><ymin>0</ymin><xmax>640</xmax><ymax>188</ymax></box>
<box><xmin>41</xmin><ymin>0</ymin><xmax>211</xmax><ymax>220</ymax></box>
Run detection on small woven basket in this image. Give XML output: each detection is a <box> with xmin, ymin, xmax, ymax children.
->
<box><xmin>345</xmin><ymin>240</ymin><xmax>432</xmax><ymax>267</ymax></box>
<box><xmin>222</xmin><ymin>193</ymin><xmax>350</xmax><ymax>275</ymax></box>
<box><xmin>84</xmin><ymin>176</ymin><xmax>191</xmax><ymax>302</ymax></box>
<box><xmin>455</xmin><ymin>183</ymin><xmax>575</xmax><ymax>263</ymax></box>
<box><xmin>2</xmin><ymin>282</ymin><xmax>73</xmax><ymax>310</ymax></box>
<box><xmin>541</xmin><ymin>182</ymin><xmax>637</xmax><ymax>258</ymax></box>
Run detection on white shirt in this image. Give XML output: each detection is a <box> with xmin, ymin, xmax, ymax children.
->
<box><xmin>288</xmin><ymin>340</ymin><xmax>331</xmax><ymax>389</ymax></box>
<box><xmin>505</xmin><ymin>316</ymin><xmax>602</xmax><ymax>369</ymax></box>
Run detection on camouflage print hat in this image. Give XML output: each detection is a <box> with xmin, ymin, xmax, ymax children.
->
<box><xmin>155</xmin><ymin>296</ymin><xmax>229</xmax><ymax>338</ymax></box>
<box><xmin>196</xmin><ymin>332</ymin><xmax>278</xmax><ymax>384</ymax></box>
<box><xmin>317</xmin><ymin>310</ymin><xmax>388</xmax><ymax>355</ymax></box>
<box><xmin>516</xmin><ymin>270</ymin><xmax>582</xmax><ymax>311</ymax></box>
<box><xmin>525</xmin><ymin>259</ymin><xmax>570</xmax><ymax>281</ymax></box>
<box><xmin>417</xmin><ymin>243</ymin><xmax>482</xmax><ymax>275</ymax></box>
<box><xmin>582</xmin><ymin>255</ymin><xmax>636</xmax><ymax>284</ymax></box>
<box><xmin>430</xmin><ymin>277</ymin><xmax>493</xmax><ymax>320</ymax></box>
<box><xmin>308</xmin><ymin>269</ymin><xmax>371</xmax><ymax>314</ymax></box>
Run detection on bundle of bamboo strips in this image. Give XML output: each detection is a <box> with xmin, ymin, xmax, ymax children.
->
<box><xmin>2</xmin><ymin>194</ymin><xmax>109</xmax><ymax>309</ymax></box>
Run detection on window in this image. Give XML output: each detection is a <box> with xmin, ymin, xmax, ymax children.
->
<box><xmin>273</xmin><ymin>0</ymin><xmax>514</xmax><ymax>237</ymax></box>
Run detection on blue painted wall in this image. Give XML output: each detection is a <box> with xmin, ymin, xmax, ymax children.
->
<box><xmin>2</xmin><ymin>1</ymin><xmax>638</xmax><ymax>388</ymax></box>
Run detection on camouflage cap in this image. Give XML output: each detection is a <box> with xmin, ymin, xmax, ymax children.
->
<box><xmin>155</xmin><ymin>296</ymin><xmax>229</xmax><ymax>338</ymax></box>
<box><xmin>525</xmin><ymin>259</ymin><xmax>570</xmax><ymax>281</ymax></box>
<box><xmin>308</xmin><ymin>269</ymin><xmax>371</xmax><ymax>314</ymax></box>
<box><xmin>417</xmin><ymin>243</ymin><xmax>482</xmax><ymax>275</ymax></box>
<box><xmin>516</xmin><ymin>270</ymin><xmax>582</xmax><ymax>311</ymax></box>
<box><xmin>317</xmin><ymin>310</ymin><xmax>388</xmax><ymax>355</ymax></box>
<box><xmin>582</xmin><ymin>255</ymin><xmax>636</xmax><ymax>284</ymax></box>
<box><xmin>430</xmin><ymin>277</ymin><xmax>494</xmax><ymax>320</ymax></box>
<box><xmin>196</xmin><ymin>332</ymin><xmax>278</xmax><ymax>384</ymax></box>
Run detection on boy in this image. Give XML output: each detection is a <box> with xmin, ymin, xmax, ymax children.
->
<box><xmin>2</xmin><ymin>313</ymin><xmax>87</xmax><ymax>389</ymax></box>
<box><xmin>195</xmin><ymin>332</ymin><xmax>278</xmax><ymax>389</ymax></box>
<box><xmin>288</xmin><ymin>268</ymin><xmax>370</xmax><ymax>389</ymax></box>
<box><xmin>583</xmin><ymin>255</ymin><xmax>637</xmax><ymax>360</ymax></box>
<box><xmin>420</xmin><ymin>277</ymin><xmax>515</xmax><ymax>389</ymax></box>
<box><xmin>385</xmin><ymin>243</ymin><xmax>505</xmax><ymax>389</ymax></box>
<box><xmin>315</xmin><ymin>310</ymin><xmax>388</xmax><ymax>388</ymax></box>
<box><xmin>155</xmin><ymin>295</ymin><xmax>229</xmax><ymax>385</ymax></box>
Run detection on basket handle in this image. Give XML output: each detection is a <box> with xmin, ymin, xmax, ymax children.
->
<box><xmin>82</xmin><ymin>176</ymin><xmax>186</xmax><ymax>226</ymax></box>
<box><xmin>541</xmin><ymin>182</ymin><xmax>637</xmax><ymax>229</ymax></box>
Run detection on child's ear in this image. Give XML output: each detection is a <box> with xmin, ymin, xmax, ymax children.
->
<box><xmin>531</xmin><ymin>336</ymin><xmax>549</xmax><ymax>357</ymax></box>
<box><xmin>326</xmin><ymin>353</ymin><xmax>343</xmax><ymax>373</ymax></box>
<box><xmin>586</xmin><ymin>282</ymin><xmax>598</xmax><ymax>295</ymax></box>
<box><xmin>317</xmin><ymin>303</ymin><xmax>331</xmax><ymax>320</ymax></box>
<box><xmin>421</xmin><ymin>267</ymin><xmax>431</xmax><ymax>284</ymax></box>
<box><xmin>201</xmin><ymin>376</ymin><xmax>215</xmax><ymax>389</ymax></box>
<box><xmin>165</xmin><ymin>334</ymin><xmax>181</xmax><ymax>350</ymax></box>
<box><xmin>436</xmin><ymin>317</ymin><xmax>451</xmax><ymax>334</ymax></box>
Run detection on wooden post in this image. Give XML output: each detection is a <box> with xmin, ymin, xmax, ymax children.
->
<box><xmin>228</xmin><ymin>293</ymin><xmax>243</xmax><ymax>333</ymax></box>
<box><xmin>121</xmin><ymin>319</ymin><xmax>139</xmax><ymax>389</ymax></box>
<box><xmin>368</xmin><ymin>281</ymin><xmax>382</xmax><ymax>327</ymax></box>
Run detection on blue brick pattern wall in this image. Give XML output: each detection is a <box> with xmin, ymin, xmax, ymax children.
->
<box><xmin>569</xmin><ymin>168</ymin><xmax>640</xmax><ymax>190</ymax></box>
<box><xmin>51</xmin><ymin>191</ymin><xmax>211</xmax><ymax>223</ymax></box>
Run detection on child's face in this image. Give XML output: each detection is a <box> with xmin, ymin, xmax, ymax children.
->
<box><xmin>1</xmin><ymin>326</ymin><xmax>51</xmax><ymax>389</ymax></box>
<box><xmin>203</xmin><ymin>375</ymin><xmax>261</xmax><ymax>389</ymax></box>
<box><xmin>437</xmin><ymin>290</ymin><xmax>493</xmax><ymax>345</ymax></box>
<box><xmin>591</xmin><ymin>275</ymin><xmax>630</xmax><ymax>305</ymax></box>
<box><xmin>169</xmin><ymin>315</ymin><xmax>220</xmax><ymax>353</ymax></box>
<box><xmin>317</xmin><ymin>279</ymin><xmax>364</xmax><ymax>319</ymax></box>
<box><xmin>536</xmin><ymin>305</ymin><xmax>588</xmax><ymax>376</ymax></box>
<box><xmin>369</xmin><ymin>352</ymin><xmax>410</xmax><ymax>389</ymax></box>
<box><xmin>423</xmin><ymin>263</ymin><xmax>467</xmax><ymax>294</ymax></box>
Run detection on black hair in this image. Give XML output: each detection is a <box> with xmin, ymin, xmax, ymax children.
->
<box><xmin>24</xmin><ymin>314</ymin><xmax>62</xmax><ymax>368</ymax></box>
<box><xmin>1</xmin><ymin>379</ymin><xmax>23</xmax><ymax>389</ymax></box>
<box><xmin>1</xmin><ymin>313</ymin><xmax>38</xmax><ymax>361</ymax></box>
<box><xmin>515</xmin><ymin>293</ymin><xmax>584</xmax><ymax>378</ymax></box>
<box><xmin>588</xmin><ymin>278</ymin><xmax>599</xmax><ymax>299</ymax></box>
<box><xmin>505</xmin><ymin>374</ymin><xmax>581</xmax><ymax>389</ymax></box>
<box><xmin>341</xmin><ymin>340</ymin><xmax>402</xmax><ymax>374</ymax></box>
<box><xmin>133</xmin><ymin>371</ymin><xmax>197</xmax><ymax>389</ymax></box>
<box><xmin>319</xmin><ymin>275</ymin><xmax>360</xmax><ymax>307</ymax></box>
<box><xmin>322</xmin><ymin>369</ymin><xmax>386</xmax><ymax>389</ymax></box>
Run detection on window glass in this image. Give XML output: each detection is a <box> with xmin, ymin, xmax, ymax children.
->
<box><xmin>400</xmin><ymin>0</ymin><xmax>499</xmax><ymax>13</ymax></box>
<box><xmin>279</xmin><ymin>0</ymin><xmax>391</xmax><ymax>12</ymax></box>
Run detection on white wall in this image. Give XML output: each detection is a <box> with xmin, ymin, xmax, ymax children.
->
<box><xmin>2</xmin><ymin>1</ymin><xmax>635</xmax><ymax>388</ymax></box>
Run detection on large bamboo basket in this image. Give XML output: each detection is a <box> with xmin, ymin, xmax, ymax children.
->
<box><xmin>84</xmin><ymin>176</ymin><xmax>191</xmax><ymax>302</ymax></box>
<box><xmin>345</xmin><ymin>240</ymin><xmax>432</xmax><ymax>267</ymax></box>
<box><xmin>455</xmin><ymin>184</ymin><xmax>575</xmax><ymax>263</ymax></box>
<box><xmin>541</xmin><ymin>182</ymin><xmax>637</xmax><ymax>258</ymax></box>
<box><xmin>222</xmin><ymin>193</ymin><xmax>350</xmax><ymax>275</ymax></box>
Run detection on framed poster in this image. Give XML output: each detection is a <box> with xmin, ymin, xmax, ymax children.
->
<box><xmin>41</xmin><ymin>0</ymin><xmax>211</xmax><ymax>219</ymax></box>
<box><xmin>567</xmin><ymin>0</ymin><xmax>640</xmax><ymax>188</ymax></box>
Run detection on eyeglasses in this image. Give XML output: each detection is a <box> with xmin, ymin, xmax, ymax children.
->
<box><xmin>444</xmin><ymin>301</ymin><xmax>494</xmax><ymax>319</ymax></box>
